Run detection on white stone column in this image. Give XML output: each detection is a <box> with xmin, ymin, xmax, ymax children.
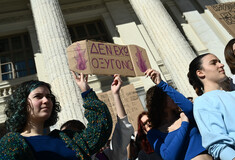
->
<box><xmin>129</xmin><ymin>0</ymin><xmax>197</xmax><ymax>97</ymax></box>
<box><xmin>27</xmin><ymin>26</ymin><xmax>48</xmax><ymax>82</ymax></box>
<box><xmin>105</xmin><ymin>1</ymin><xmax>169</xmax><ymax>92</ymax></box>
<box><xmin>30</xmin><ymin>0</ymin><xmax>85</xmax><ymax>127</ymax></box>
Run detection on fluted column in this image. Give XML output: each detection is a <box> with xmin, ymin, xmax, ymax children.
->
<box><xmin>129</xmin><ymin>0</ymin><xmax>197</xmax><ymax>96</ymax></box>
<box><xmin>30</xmin><ymin>0</ymin><xmax>85</xmax><ymax>127</ymax></box>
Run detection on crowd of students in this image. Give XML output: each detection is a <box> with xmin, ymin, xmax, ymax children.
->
<box><xmin>0</xmin><ymin>38</ymin><xmax>234</xmax><ymax>160</ymax></box>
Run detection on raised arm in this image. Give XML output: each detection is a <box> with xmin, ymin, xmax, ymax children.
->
<box><xmin>145</xmin><ymin>68</ymin><xmax>193</xmax><ymax>120</ymax></box>
<box><xmin>71</xmin><ymin>72</ymin><xmax>113</xmax><ymax>155</ymax></box>
<box><xmin>104</xmin><ymin>74</ymin><xmax>134</xmax><ymax>160</ymax></box>
<box><xmin>111</xmin><ymin>74</ymin><xmax>126</xmax><ymax>118</ymax></box>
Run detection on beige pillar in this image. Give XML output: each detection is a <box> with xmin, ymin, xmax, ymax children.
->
<box><xmin>30</xmin><ymin>0</ymin><xmax>85</xmax><ymax>127</ymax></box>
<box><xmin>129</xmin><ymin>0</ymin><xmax>197</xmax><ymax>97</ymax></box>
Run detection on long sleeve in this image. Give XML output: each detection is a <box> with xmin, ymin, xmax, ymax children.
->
<box><xmin>104</xmin><ymin>116</ymin><xmax>134</xmax><ymax>160</ymax></box>
<box><xmin>147</xmin><ymin>122</ymin><xmax>189</xmax><ymax>160</ymax></box>
<box><xmin>72</xmin><ymin>90</ymin><xmax>113</xmax><ymax>156</ymax></box>
<box><xmin>193</xmin><ymin>91</ymin><xmax>235</xmax><ymax>160</ymax></box>
<box><xmin>157</xmin><ymin>81</ymin><xmax>193</xmax><ymax>120</ymax></box>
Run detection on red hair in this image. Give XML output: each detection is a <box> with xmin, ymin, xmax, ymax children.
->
<box><xmin>137</xmin><ymin>111</ymin><xmax>154</xmax><ymax>154</ymax></box>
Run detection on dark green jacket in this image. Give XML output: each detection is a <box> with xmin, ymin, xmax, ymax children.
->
<box><xmin>0</xmin><ymin>91</ymin><xmax>112</xmax><ymax>160</ymax></box>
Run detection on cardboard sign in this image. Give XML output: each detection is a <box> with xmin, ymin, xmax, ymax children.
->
<box><xmin>97</xmin><ymin>84</ymin><xmax>144</xmax><ymax>132</ymax></box>
<box><xmin>67</xmin><ymin>40</ymin><xmax>151</xmax><ymax>77</ymax></box>
<box><xmin>207</xmin><ymin>2</ymin><xmax>235</xmax><ymax>38</ymax></box>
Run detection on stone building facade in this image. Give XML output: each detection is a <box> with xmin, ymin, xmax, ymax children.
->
<box><xmin>0</xmin><ymin>0</ymin><xmax>233</xmax><ymax>132</ymax></box>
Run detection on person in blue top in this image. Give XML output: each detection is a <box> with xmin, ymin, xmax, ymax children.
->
<box><xmin>188</xmin><ymin>53</ymin><xmax>235</xmax><ymax>160</ymax></box>
<box><xmin>0</xmin><ymin>72</ymin><xmax>112</xmax><ymax>160</ymax></box>
<box><xmin>144</xmin><ymin>68</ymin><xmax>212</xmax><ymax>160</ymax></box>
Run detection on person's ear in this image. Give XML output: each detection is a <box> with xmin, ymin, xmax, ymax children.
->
<box><xmin>196</xmin><ymin>69</ymin><xmax>205</xmax><ymax>79</ymax></box>
<box><xmin>27</xmin><ymin>98</ymin><xmax>33</xmax><ymax>110</ymax></box>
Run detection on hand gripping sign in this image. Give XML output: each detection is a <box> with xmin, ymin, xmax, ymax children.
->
<box><xmin>67</xmin><ymin>40</ymin><xmax>151</xmax><ymax>76</ymax></box>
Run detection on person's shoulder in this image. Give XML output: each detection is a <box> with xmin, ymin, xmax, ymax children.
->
<box><xmin>1</xmin><ymin>132</ymin><xmax>22</xmax><ymax>141</ymax></box>
<box><xmin>0</xmin><ymin>132</ymin><xmax>25</xmax><ymax>148</ymax></box>
<box><xmin>195</xmin><ymin>90</ymin><xmax>223</xmax><ymax>101</ymax></box>
<box><xmin>0</xmin><ymin>132</ymin><xmax>35</xmax><ymax>159</ymax></box>
<box><xmin>194</xmin><ymin>90</ymin><xmax>229</xmax><ymax>110</ymax></box>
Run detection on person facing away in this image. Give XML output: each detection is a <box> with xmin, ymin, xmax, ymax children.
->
<box><xmin>144</xmin><ymin>68</ymin><xmax>212</xmax><ymax>160</ymax></box>
<box><xmin>188</xmin><ymin>53</ymin><xmax>235</xmax><ymax>160</ymax></box>
<box><xmin>136</xmin><ymin>111</ymin><xmax>162</xmax><ymax>160</ymax></box>
<box><xmin>224</xmin><ymin>38</ymin><xmax>235</xmax><ymax>91</ymax></box>
<box><xmin>0</xmin><ymin>72</ymin><xmax>112</xmax><ymax>160</ymax></box>
<box><xmin>60</xmin><ymin>119</ymin><xmax>86</xmax><ymax>133</ymax></box>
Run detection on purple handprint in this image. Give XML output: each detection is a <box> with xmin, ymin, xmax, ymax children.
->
<box><xmin>135</xmin><ymin>47</ymin><xmax>147</xmax><ymax>72</ymax></box>
<box><xmin>75</xmin><ymin>43</ymin><xmax>87</xmax><ymax>70</ymax></box>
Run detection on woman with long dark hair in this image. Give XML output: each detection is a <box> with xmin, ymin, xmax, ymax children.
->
<box><xmin>144</xmin><ymin>68</ymin><xmax>212</xmax><ymax>160</ymax></box>
<box><xmin>188</xmin><ymin>53</ymin><xmax>235</xmax><ymax>159</ymax></box>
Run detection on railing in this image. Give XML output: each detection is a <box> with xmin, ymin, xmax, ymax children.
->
<box><xmin>0</xmin><ymin>86</ymin><xmax>13</xmax><ymax>97</ymax></box>
<box><xmin>0</xmin><ymin>74</ymin><xmax>38</xmax><ymax>98</ymax></box>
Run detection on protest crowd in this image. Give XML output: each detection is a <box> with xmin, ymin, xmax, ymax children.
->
<box><xmin>0</xmin><ymin>0</ymin><xmax>235</xmax><ymax>156</ymax></box>
<box><xmin>0</xmin><ymin>37</ymin><xmax>234</xmax><ymax>160</ymax></box>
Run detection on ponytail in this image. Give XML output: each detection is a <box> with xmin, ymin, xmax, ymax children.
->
<box><xmin>188</xmin><ymin>53</ymin><xmax>210</xmax><ymax>96</ymax></box>
<box><xmin>187</xmin><ymin>72</ymin><xmax>203</xmax><ymax>96</ymax></box>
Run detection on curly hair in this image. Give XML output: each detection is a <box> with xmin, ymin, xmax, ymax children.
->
<box><xmin>4</xmin><ymin>80</ymin><xmax>61</xmax><ymax>133</ymax></box>
<box><xmin>224</xmin><ymin>38</ymin><xmax>235</xmax><ymax>74</ymax></box>
<box><xmin>137</xmin><ymin>111</ymin><xmax>154</xmax><ymax>154</ymax></box>
<box><xmin>187</xmin><ymin>53</ymin><xmax>210</xmax><ymax>96</ymax></box>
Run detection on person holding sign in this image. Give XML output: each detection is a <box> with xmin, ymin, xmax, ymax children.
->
<box><xmin>93</xmin><ymin>74</ymin><xmax>134</xmax><ymax>160</ymax></box>
<box><xmin>188</xmin><ymin>53</ymin><xmax>235</xmax><ymax>160</ymax></box>
<box><xmin>144</xmin><ymin>68</ymin><xmax>212</xmax><ymax>160</ymax></box>
<box><xmin>0</xmin><ymin>73</ymin><xmax>112</xmax><ymax>160</ymax></box>
<box><xmin>224</xmin><ymin>38</ymin><xmax>235</xmax><ymax>91</ymax></box>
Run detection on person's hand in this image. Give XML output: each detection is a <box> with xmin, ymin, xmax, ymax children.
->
<box><xmin>144</xmin><ymin>68</ymin><xmax>162</xmax><ymax>85</ymax></box>
<box><xmin>180</xmin><ymin>112</ymin><xmax>189</xmax><ymax>123</ymax></box>
<box><xmin>111</xmin><ymin>74</ymin><xmax>122</xmax><ymax>95</ymax></box>
<box><xmin>71</xmin><ymin>71</ymin><xmax>90</xmax><ymax>92</ymax></box>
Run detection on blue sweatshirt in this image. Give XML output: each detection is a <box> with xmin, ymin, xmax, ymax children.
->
<box><xmin>193</xmin><ymin>90</ymin><xmax>235</xmax><ymax>160</ymax></box>
<box><xmin>147</xmin><ymin>81</ymin><xmax>205</xmax><ymax>160</ymax></box>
